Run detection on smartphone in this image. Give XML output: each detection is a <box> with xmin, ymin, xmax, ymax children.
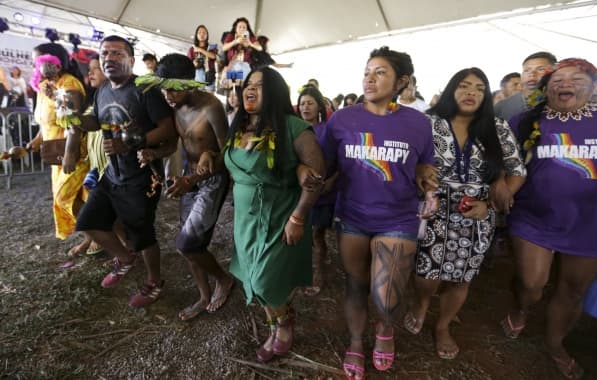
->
<box><xmin>458</xmin><ymin>195</ymin><xmax>477</xmax><ymax>213</ymax></box>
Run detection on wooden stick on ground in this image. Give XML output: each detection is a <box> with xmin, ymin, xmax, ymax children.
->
<box><xmin>250</xmin><ymin>312</ymin><xmax>259</xmax><ymax>343</ymax></box>
<box><xmin>96</xmin><ymin>329</ymin><xmax>157</xmax><ymax>357</ymax></box>
<box><xmin>227</xmin><ymin>357</ymin><xmax>306</xmax><ymax>377</ymax></box>
<box><xmin>283</xmin><ymin>353</ymin><xmax>344</xmax><ymax>375</ymax></box>
<box><xmin>79</xmin><ymin>329</ymin><xmax>134</xmax><ymax>339</ymax></box>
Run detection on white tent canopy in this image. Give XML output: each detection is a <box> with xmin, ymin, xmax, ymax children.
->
<box><xmin>276</xmin><ymin>2</ymin><xmax>597</xmax><ymax>101</ymax></box>
<box><xmin>1</xmin><ymin>0</ymin><xmax>593</xmax><ymax>55</ymax></box>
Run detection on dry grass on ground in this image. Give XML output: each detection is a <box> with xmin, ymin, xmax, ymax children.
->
<box><xmin>1</xmin><ymin>173</ymin><xmax>596</xmax><ymax>379</ymax></box>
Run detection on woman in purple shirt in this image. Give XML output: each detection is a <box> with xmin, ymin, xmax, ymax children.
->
<box><xmin>321</xmin><ymin>46</ymin><xmax>435</xmax><ymax>379</ymax></box>
<box><xmin>503</xmin><ymin>58</ymin><xmax>597</xmax><ymax>380</ymax></box>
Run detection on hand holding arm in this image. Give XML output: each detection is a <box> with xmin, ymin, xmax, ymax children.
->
<box><xmin>461</xmin><ymin>200</ymin><xmax>490</xmax><ymax>220</ymax></box>
<box><xmin>416</xmin><ymin>163</ymin><xmax>439</xmax><ymax>192</ymax></box>
<box><xmin>283</xmin><ymin>130</ymin><xmax>325</xmax><ymax>245</ymax></box>
<box><xmin>296</xmin><ymin>164</ymin><xmax>324</xmax><ymax>192</ymax></box>
<box><xmin>165</xmin><ymin>175</ymin><xmax>197</xmax><ymax>198</ymax></box>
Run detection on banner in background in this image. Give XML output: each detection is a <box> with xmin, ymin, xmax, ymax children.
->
<box><xmin>0</xmin><ymin>33</ymin><xmax>47</xmax><ymax>85</ymax></box>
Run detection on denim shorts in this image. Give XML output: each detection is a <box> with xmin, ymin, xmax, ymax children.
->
<box><xmin>336</xmin><ymin>219</ymin><xmax>417</xmax><ymax>241</ymax></box>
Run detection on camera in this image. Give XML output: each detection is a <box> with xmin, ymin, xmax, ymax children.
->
<box><xmin>195</xmin><ymin>55</ymin><xmax>205</xmax><ymax>67</ymax></box>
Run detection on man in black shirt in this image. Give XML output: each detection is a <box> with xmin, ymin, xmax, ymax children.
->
<box><xmin>75</xmin><ymin>35</ymin><xmax>177</xmax><ymax>308</ymax></box>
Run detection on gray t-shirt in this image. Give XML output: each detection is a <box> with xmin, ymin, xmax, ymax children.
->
<box><xmin>494</xmin><ymin>93</ymin><xmax>528</xmax><ymax>122</ymax></box>
<box><xmin>93</xmin><ymin>76</ymin><xmax>172</xmax><ymax>186</ymax></box>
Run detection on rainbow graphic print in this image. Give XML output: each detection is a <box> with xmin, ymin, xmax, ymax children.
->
<box><xmin>552</xmin><ymin>133</ymin><xmax>597</xmax><ymax>179</ymax></box>
<box><xmin>359</xmin><ymin>132</ymin><xmax>393</xmax><ymax>181</ymax></box>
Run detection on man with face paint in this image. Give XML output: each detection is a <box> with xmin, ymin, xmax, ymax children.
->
<box><xmin>74</xmin><ymin>35</ymin><xmax>177</xmax><ymax>308</ymax></box>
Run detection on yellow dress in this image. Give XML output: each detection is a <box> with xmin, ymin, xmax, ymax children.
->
<box><xmin>34</xmin><ymin>74</ymin><xmax>89</xmax><ymax>239</ymax></box>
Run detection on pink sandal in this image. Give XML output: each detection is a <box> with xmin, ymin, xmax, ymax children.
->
<box><xmin>500</xmin><ymin>313</ymin><xmax>526</xmax><ymax>339</ymax></box>
<box><xmin>372</xmin><ymin>324</ymin><xmax>394</xmax><ymax>371</ymax></box>
<box><xmin>343</xmin><ymin>351</ymin><xmax>365</xmax><ymax>380</ymax></box>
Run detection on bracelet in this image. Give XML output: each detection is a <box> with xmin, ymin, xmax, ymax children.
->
<box><xmin>289</xmin><ymin>215</ymin><xmax>304</xmax><ymax>226</ymax></box>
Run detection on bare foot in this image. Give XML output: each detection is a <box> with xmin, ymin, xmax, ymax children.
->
<box><xmin>304</xmin><ymin>265</ymin><xmax>324</xmax><ymax>296</ymax></box>
<box><xmin>435</xmin><ymin>327</ymin><xmax>459</xmax><ymax>359</ymax></box>
<box><xmin>67</xmin><ymin>236</ymin><xmax>91</xmax><ymax>257</ymax></box>
<box><xmin>178</xmin><ymin>299</ymin><xmax>208</xmax><ymax>321</ymax></box>
<box><xmin>404</xmin><ymin>310</ymin><xmax>425</xmax><ymax>335</ymax></box>
<box><xmin>85</xmin><ymin>240</ymin><xmax>104</xmax><ymax>255</ymax></box>
<box><xmin>206</xmin><ymin>275</ymin><xmax>235</xmax><ymax>313</ymax></box>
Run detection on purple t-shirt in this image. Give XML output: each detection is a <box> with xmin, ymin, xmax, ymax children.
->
<box><xmin>321</xmin><ymin>103</ymin><xmax>434</xmax><ymax>233</ymax></box>
<box><xmin>508</xmin><ymin>104</ymin><xmax>597</xmax><ymax>258</ymax></box>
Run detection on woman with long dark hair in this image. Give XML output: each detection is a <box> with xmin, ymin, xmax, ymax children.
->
<box><xmin>403</xmin><ymin>67</ymin><xmax>525</xmax><ymax>359</ymax></box>
<box><xmin>320</xmin><ymin>46</ymin><xmax>435</xmax><ymax>379</ymax></box>
<box><xmin>187</xmin><ymin>25</ymin><xmax>217</xmax><ymax>90</ymax></box>
<box><xmin>502</xmin><ymin>58</ymin><xmax>597</xmax><ymax>379</ymax></box>
<box><xmin>198</xmin><ymin>66</ymin><xmax>324</xmax><ymax>362</ymax></box>
<box><xmin>220</xmin><ymin>17</ymin><xmax>262</xmax><ymax>88</ymax></box>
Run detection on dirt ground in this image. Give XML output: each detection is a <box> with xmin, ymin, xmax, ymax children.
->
<box><xmin>1</xmin><ymin>173</ymin><xmax>596</xmax><ymax>380</ymax></box>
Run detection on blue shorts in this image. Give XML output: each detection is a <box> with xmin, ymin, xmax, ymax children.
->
<box><xmin>336</xmin><ymin>219</ymin><xmax>417</xmax><ymax>241</ymax></box>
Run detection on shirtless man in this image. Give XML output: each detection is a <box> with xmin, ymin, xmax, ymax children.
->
<box><xmin>139</xmin><ymin>53</ymin><xmax>234</xmax><ymax>320</ymax></box>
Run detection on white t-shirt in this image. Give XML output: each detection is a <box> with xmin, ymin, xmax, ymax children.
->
<box><xmin>398</xmin><ymin>98</ymin><xmax>429</xmax><ymax>113</ymax></box>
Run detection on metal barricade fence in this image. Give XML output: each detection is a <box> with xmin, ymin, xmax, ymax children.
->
<box><xmin>0</xmin><ymin>109</ymin><xmax>47</xmax><ymax>190</ymax></box>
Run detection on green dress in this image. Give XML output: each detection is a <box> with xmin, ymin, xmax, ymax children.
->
<box><xmin>225</xmin><ymin>115</ymin><xmax>312</xmax><ymax>307</ymax></box>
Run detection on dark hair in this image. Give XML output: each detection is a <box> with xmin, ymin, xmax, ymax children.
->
<box><xmin>10</xmin><ymin>67</ymin><xmax>21</xmax><ymax>77</ymax></box>
<box><xmin>226</xmin><ymin>85</ymin><xmax>242</xmax><ymax>113</ymax></box>
<box><xmin>34</xmin><ymin>43</ymin><xmax>85</xmax><ymax>85</ymax></box>
<box><xmin>368</xmin><ymin>46</ymin><xmax>414</xmax><ymax>94</ymax></box>
<box><xmin>100</xmin><ymin>35</ymin><xmax>134</xmax><ymax>57</ymax></box>
<box><xmin>522</xmin><ymin>51</ymin><xmax>557</xmax><ymax>65</ymax></box>
<box><xmin>155</xmin><ymin>53</ymin><xmax>195</xmax><ymax>80</ymax></box>
<box><xmin>230</xmin><ymin>66</ymin><xmax>295</xmax><ymax>177</ymax></box>
<box><xmin>343</xmin><ymin>93</ymin><xmax>357</xmax><ymax>107</ymax></box>
<box><xmin>193</xmin><ymin>25</ymin><xmax>210</xmax><ymax>48</ymax></box>
<box><xmin>500</xmin><ymin>72</ymin><xmax>521</xmax><ymax>88</ymax></box>
<box><xmin>356</xmin><ymin>94</ymin><xmax>365</xmax><ymax>104</ymax></box>
<box><xmin>427</xmin><ymin>67</ymin><xmax>503</xmax><ymax>183</ymax></box>
<box><xmin>258</xmin><ymin>36</ymin><xmax>269</xmax><ymax>51</ymax></box>
<box><xmin>142</xmin><ymin>53</ymin><xmax>157</xmax><ymax>62</ymax></box>
<box><xmin>308</xmin><ymin>78</ymin><xmax>319</xmax><ymax>87</ymax></box>
<box><xmin>230</xmin><ymin>17</ymin><xmax>256</xmax><ymax>38</ymax></box>
<box><xmin>297</xmin><ymin>86</ymin><xmax>327</xmax><ymax>123</ymax></box>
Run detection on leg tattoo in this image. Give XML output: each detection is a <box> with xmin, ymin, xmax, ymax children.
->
<box><xmin>371</xmin><ymin>241</ymin><xmax>414</xmax><ymax>320</ymax></box>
